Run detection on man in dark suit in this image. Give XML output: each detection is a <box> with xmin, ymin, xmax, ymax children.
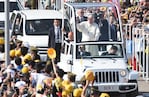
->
<box><xmin>76</xmin><ymin>9</ymin><xmax>87</xmax><ymax>42</ymax></box>
<box><xmin>77</xmin><ymin>45</ymin><xmax>91</xmax><ymax>57</ymax></box>
<box><xmin>101</xmin><ymin>46</ymin><xmax>118</xmax><ymax>56</ymax></box>
<box><xmin>99</xmin><ymin>15</ymin><xmax>117</xmax><ymax>41</ymax></box>
<box><xmin>48</xmin><ymin>19</ymin><xmax>62</xmax><ymax>63</ymax></box>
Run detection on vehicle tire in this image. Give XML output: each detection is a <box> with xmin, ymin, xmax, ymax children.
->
<box><xmin>126</xmin><ymin>80</ymin><xmax>138</xmax><ymax>97</ymax></box>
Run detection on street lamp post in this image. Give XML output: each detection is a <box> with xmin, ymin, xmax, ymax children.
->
<box><xmin>5</xmin><ymin>0</ymin><xmax>10</xmax><ymax>66</ymax></box>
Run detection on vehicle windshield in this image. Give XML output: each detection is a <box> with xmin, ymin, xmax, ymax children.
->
<box><xmin>0</xmin><ymin>2</ymin><xmax>19</xmax><ymax>12</ymax></box>
<box><xmin>76</xmin><ymin>43</ymin><xmax>123</xmax><ymax>59</ymax></box>
<box><xmin>65</xmin><ymin>3</ymin><xmax>122</xmax><ymax>43</ymax></box>
<box><xmin>25</xmin><ymin>19</ymin><xmax>71</xmax><ymax>35</ymax></box>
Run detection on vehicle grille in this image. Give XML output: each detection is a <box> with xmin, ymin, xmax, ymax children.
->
<box><xmin>95</xmin><ymin>71</ymin><xmax>120</xmax><ymax>83</ymax></box>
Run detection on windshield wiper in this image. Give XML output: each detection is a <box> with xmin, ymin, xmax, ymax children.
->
<box><xmin>108</xmin><ymin>57</ymin><xmax>117</xmax><ymax>63</ymax></box>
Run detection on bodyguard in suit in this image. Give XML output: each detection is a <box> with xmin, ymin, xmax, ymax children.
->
<box><xmin>48</xmin><ymin>19</ymin><xmax>62</xmax><ymax>63</ymax></box>
<box><xmin>76</xmin><ymin>9</ymin><xmax>87</xmax><ymax>42</ymax></box>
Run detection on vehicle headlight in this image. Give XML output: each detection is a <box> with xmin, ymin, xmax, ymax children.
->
<box><xmin>120</xmin><ymin>70</ymin><xmax>127</xmax><ymax>77</ymax></box>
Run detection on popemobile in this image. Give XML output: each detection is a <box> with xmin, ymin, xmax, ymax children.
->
<box><xmin>57</xmin><ymin>2</ymin><xmax>139</xmax><ymax>97</ymax></box>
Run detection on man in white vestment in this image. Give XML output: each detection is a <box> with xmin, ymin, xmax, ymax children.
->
<box><xmin>77</xmin><ymin>14</ymin><xmax>100</xmax><ymax>56</ymax></box>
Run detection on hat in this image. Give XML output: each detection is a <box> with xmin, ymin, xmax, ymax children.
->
<box><xmin>15</xmin><ymin>49</ymin><xmax>22</xmax><ymax>57</ymax></box>
<box><xmin>22</xmin><ymin>41</ymin><xmax>30</xmax><ymax>48</ymax></box>
<box><xmin>30</xmin><ymin>46</ymin><xmax>38</xmax><ymax>51</ymax></box>
<box><xmin>15</xmin><ymin>81</ymin><xmax>26</xmax><ymax>89</ymax></box>
<box><xmin>73</xmin><ymin>88</ymin><xmax>82</xmax><ymax>97</ymax></box>
<box><xmin>62</xmin><ymin>90</ymin><xmax>69</xmax><ymax>97</ymax></box>
<box><xmin>85</xmin><ymin>70</ymin><xmax>94</xmax><ymax>81</ymax></box>
<box><xmin>10</xmin><ymin>49</ymin><xmax>15</xmax><ymax>58</ymax></box>
<box><xmin>21</xmin><ymin>66</ymin><xmax>29</xmax><ymax>74</ymax></box>
<box><xmin>23</xmin><ymin>54</ymin><xmax>32</xmax><ymax>61</ymax></box>
<box><xmin>99</xmin><ymin>93</ymin><xmax>110</xmax><ymax>97</ymax></box>
<box><xmin>0</xmin><ymin>37</ymin><xmax>4</xmax><ymax>45</ymax></box>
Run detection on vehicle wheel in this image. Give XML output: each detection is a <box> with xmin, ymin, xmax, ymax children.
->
<box><xmin>126</xmin><ymin>80</ymin><xmax>138</xmax><ymax>97</ymax></box>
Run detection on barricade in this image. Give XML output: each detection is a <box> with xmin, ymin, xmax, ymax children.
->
<box><xmin>123</xmin><ymin>23</ymin><xmax>149</xmax><ymax>81</ymax></box>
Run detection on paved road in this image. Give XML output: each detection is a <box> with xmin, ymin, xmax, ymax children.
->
<box><xmin>137</xmin><ymin>79</ymin><xmax>149</xmax><ymax>97</ymax></box>
<box><xmin>109</xmin><ymin>79</ymin><xmax>149</xmax><ymax>97</ymax></box>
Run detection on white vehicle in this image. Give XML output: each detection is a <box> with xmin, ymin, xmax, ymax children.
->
<box><xmin>57</xmin><ymin>2</ymin><xmax>139</xmax><ymax>97</ymax></box>
<box><xmin>0</xmin><ymin>0</ymin><xmax>23</xmax><ymax>30</ymax></box>
<box><xmin>10</xmin><ymin>9</ymin><xmax>71</xmax><ymax>61</ymax></box>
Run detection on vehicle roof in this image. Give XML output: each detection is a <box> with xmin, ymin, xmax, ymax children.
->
<box><xmin>0</xmin><ymin>0</ymin><xmax>17</xmax><ymax>2</ymax></box>
<box><xmin>66</xmin><ymin>2</ymin><xmax>116</xmax><ymax>8</ymax></box>
<box><xmin>17</xmin><ymin>10</ymin><xmax>65</xmax><ymax>20</ymax></box>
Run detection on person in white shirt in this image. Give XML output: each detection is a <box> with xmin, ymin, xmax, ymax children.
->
<box><xmin>77</xmin><ymin>14</ymin><xmax>100</xmax><ymax>56</ymax></box>
<box><xmin>77</xmin><ymin>14</ymin><xmax>101</xmax><ymax>42</ymax></box>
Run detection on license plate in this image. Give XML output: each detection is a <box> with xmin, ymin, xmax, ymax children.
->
<box><xmin>103</xmin><ymin>86</ymin><xmax>113</xmax><ymax>90</ymax></box>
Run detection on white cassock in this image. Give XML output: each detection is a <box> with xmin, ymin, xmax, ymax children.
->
<box><xmin>77</xmin><ymin>21</ymin><xmax>101</xmax><ymax>42</ymax></box>
<box><xmin>77</xmin><ymin>21</ymin><xmax>101</xmax><ymax>56</ymax></box>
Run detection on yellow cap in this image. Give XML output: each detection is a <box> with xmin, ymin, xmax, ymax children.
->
<box><xmin>22</xmin><ymin>54</ymin><xmax>32</xmax><ymax>64</ymax></box>
<box><xmin>62</xmin><ymin>90</ymin><xmax>69</xmax><ymax>97</ymax></box>
<box><xmin>73</xmin><ymin>88</ymin><xmax>82</xmax><ymax>97</ymax></box>
<box><xmin>100</xmin><ymin>93</ymin><xmax>110</xmax><ymax>97</ymax></box>
<box><xmin>10</xmin><ymin>50</ymin><xmax>15</xmax><ymax>58</ymax></box>
<box><xmin>21</xmin><ymin>66</ymin><xmax>29</xmax><ymax>74</ymax></box>
<box><xmin>15</xmin><ymin>49</ymin><xmax>22</xmax><ymax>57</ymax></box>
<box><xmin>85</xmin><ymin>70</ymin><xmax>94</xmax><ymax>81</ymax></box>
<box><xmin>0</xmin><ymin>37</ymin><xmax>4</xmax><ymax>45</ymax></box>
<box><xmin>24</xmin><ymin>54</ymin><xmax>32</xmax><ymax>60</ymax></box>
<box><xmin>127</xmin><ymin>7</ymin><xmax>132</xmax><ymax>13</ymax></box>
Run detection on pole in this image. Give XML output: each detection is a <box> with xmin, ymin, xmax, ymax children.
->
<box><xmin>5</xmin><ymin>0</ymin><xmax>10</xmax><ymax>66</ymax></box>
<box><xmin>61</xmin><ymin>0</ymin><xmax>64</xmax><ymax>45</ymax></box>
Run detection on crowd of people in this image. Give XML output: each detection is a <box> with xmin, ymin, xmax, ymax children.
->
<box><xmin>0</xmin><ymin>38</ymin><xmax>111</xmax><ymax>97</ymax></box>
<box><xmin>0</xmin><ymin>0</ymin><xmax>148</xmax><ymax>97</ymax></box>
<box><xmin>121</xmin><ymin>0</ymin><xmax>149</xmax><ymax>72</ymax></box>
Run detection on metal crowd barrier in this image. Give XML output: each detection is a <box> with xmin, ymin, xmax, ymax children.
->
<box><xmin>123</xmin><ymin>23</ymin><xmax>149</xmax><ymax>81</ymax></box>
